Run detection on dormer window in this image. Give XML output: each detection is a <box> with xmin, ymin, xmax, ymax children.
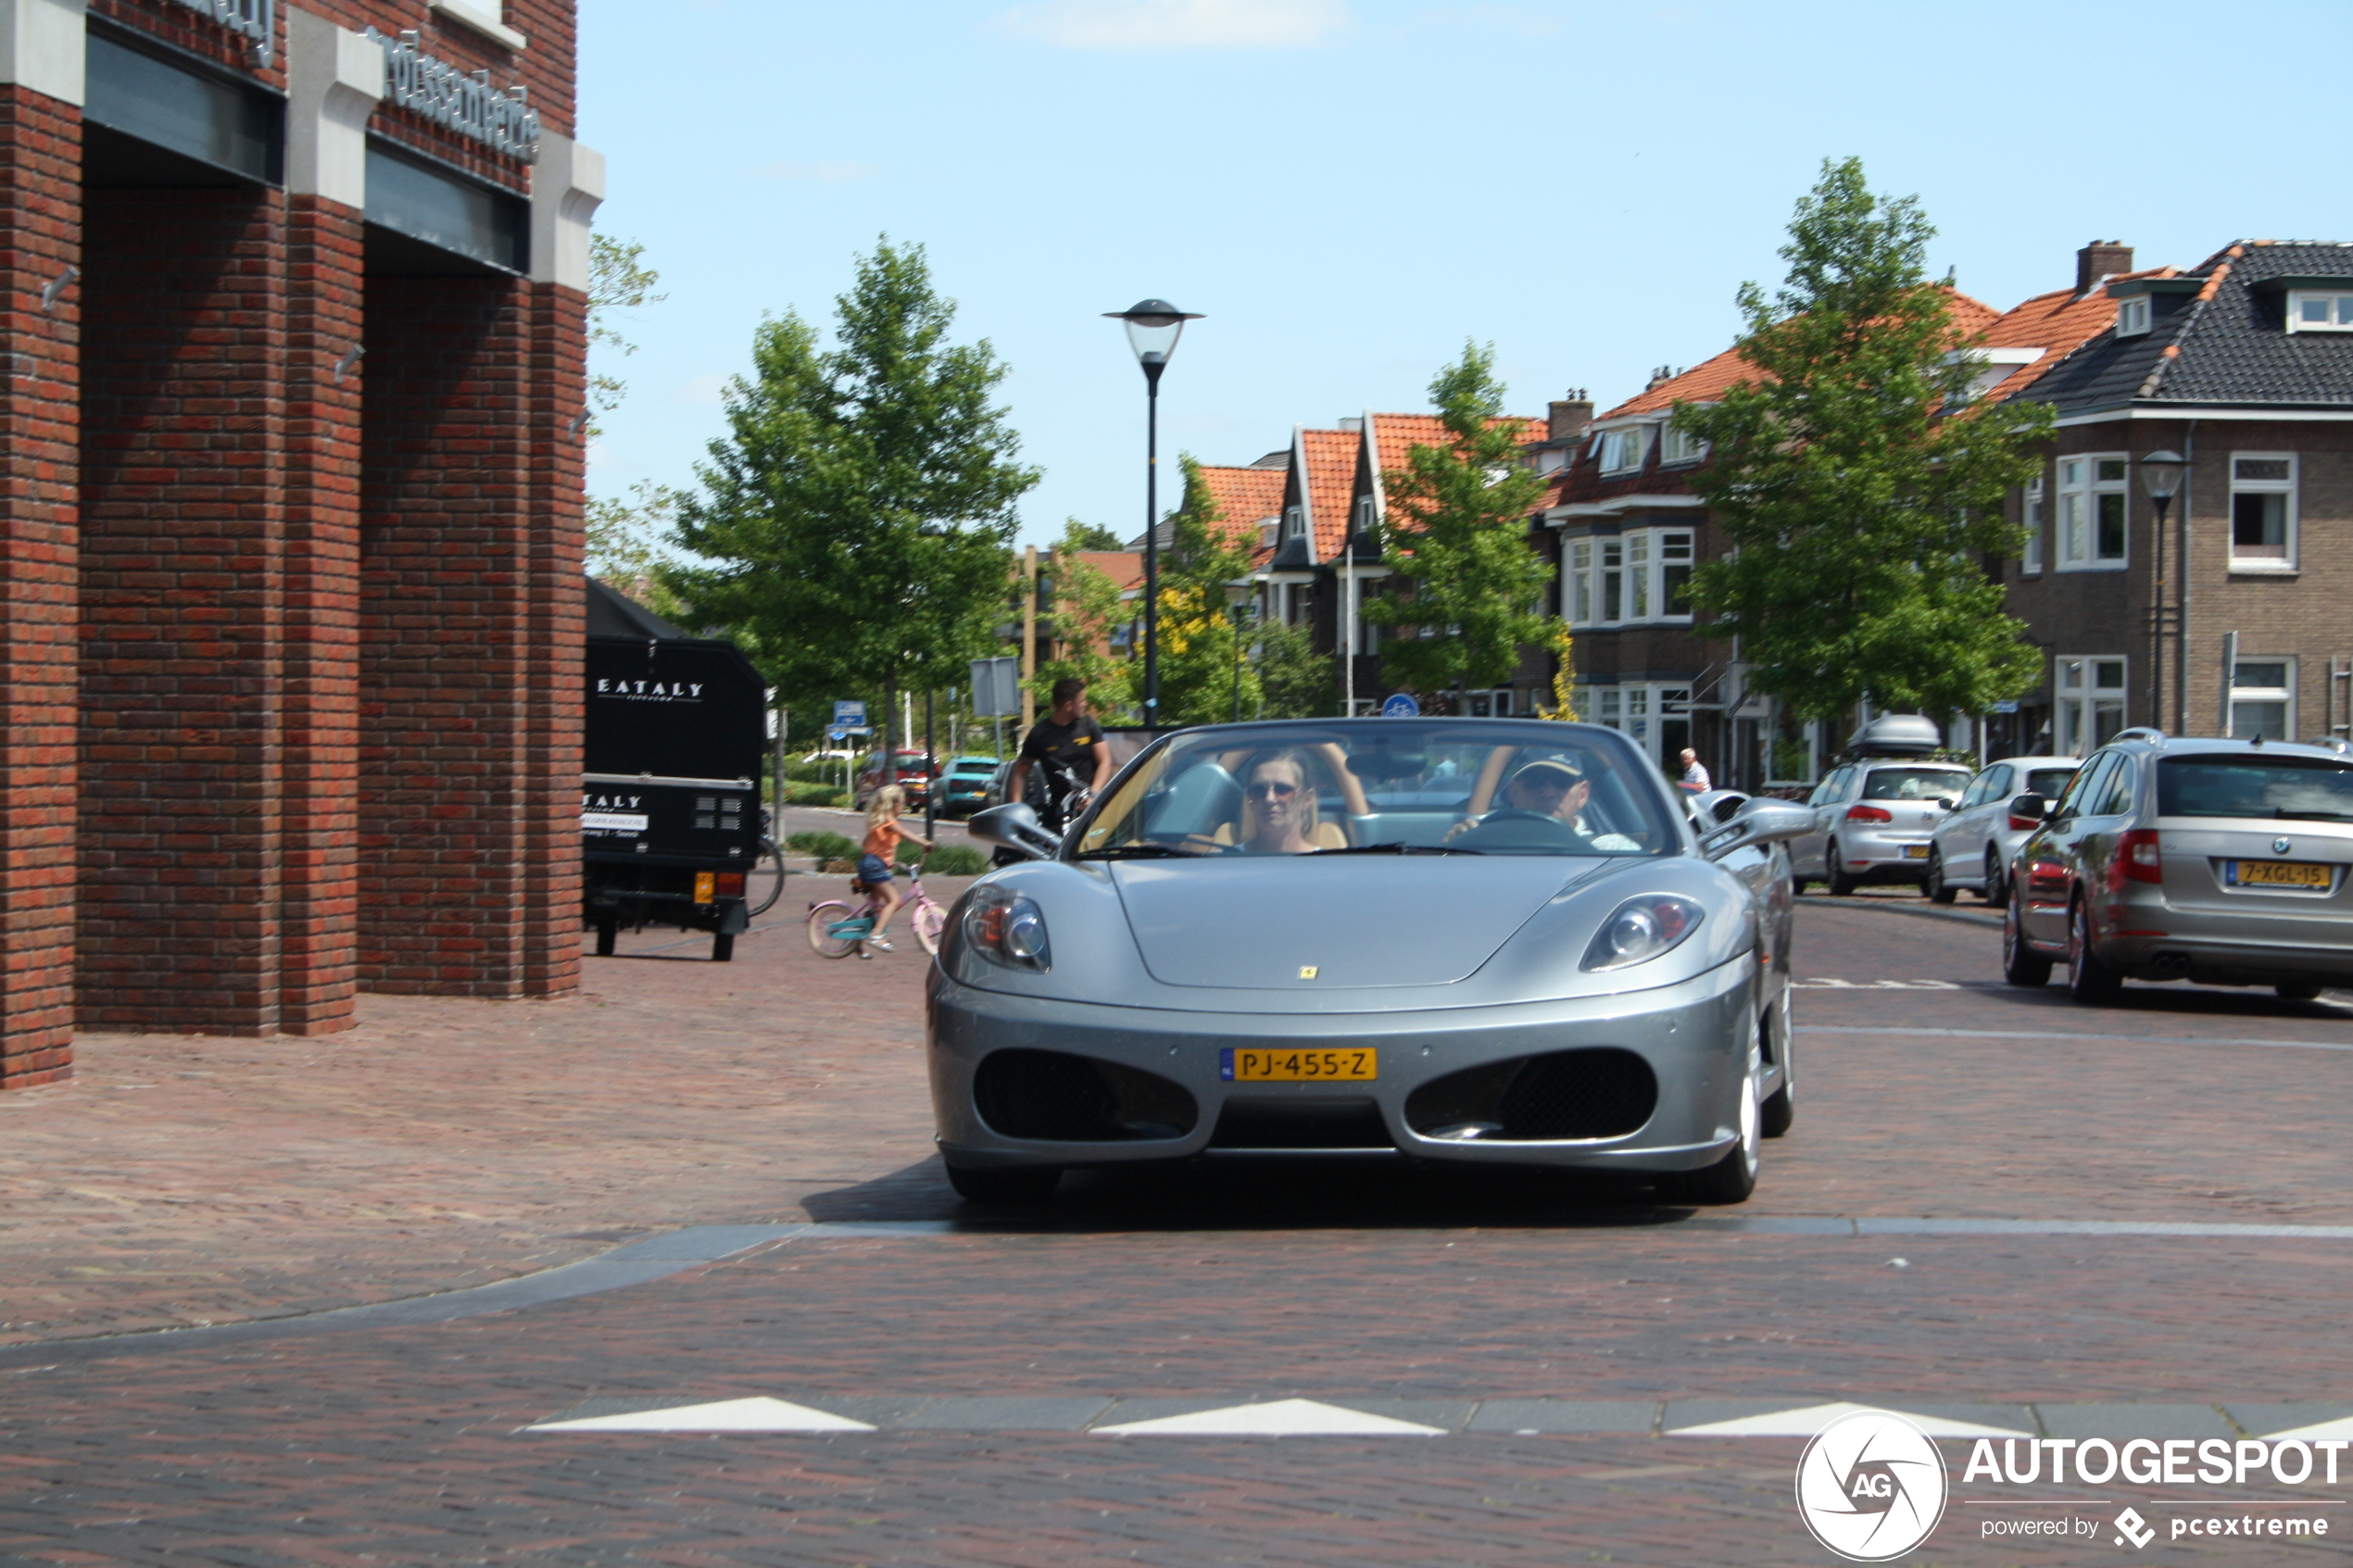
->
<box><xmin>2287</xmin><ymin>291</ymin><xmax>2353</xmax><ymax>332</ymax></box>
<box><xmin>1597</xmin><ymin>426</ymin><xmax>1649</xmax><ymax>476</ymax></box>
<box><xmin>1284</xmin><ymin>506</ymin><xmax>1305</xmax><ymax>540</ymax></box>
<box><xmin>1659</xmin><ymin>425</ymin><xmax>1707</xmax><ymax>465</ymax></box>
<box><xmin>2116</xmin><ymin>295</ymin><xmax>2151</xmax><ymax>336</ymax></box>
<box><xmin>1354</xmin><ymin>496</ymin><xmax>1376</xmax><ymax>535</ymax></box>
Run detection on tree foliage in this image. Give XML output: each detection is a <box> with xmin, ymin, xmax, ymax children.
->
<box><xmin>1253</xmin><ymin>617</ymin><xmax>1335</xmax><ymax>719</ymax></box>
<box><xmin>1675</xmin><ymin>157</ymin><xmax>2054</xmax><ymax>721</ymax></box>
<box><xmin>662</xmin><ymin>239</ymin><xmax>1038</xmax><ymax>751</ymax></box>
<box><xmin>1366</xmin><ymin>343</ymin><xmax>1555</xmax><ymax>702</ymax></box>
<box><xmin>1153</xmin><ymin>457</ymin><xmax>1262</xmax><ymax>727</ymax></box>
<box><xmin>586</xmin><ymin>233</ymin><xmax>665</xmax><ymax>438</ymax></box>
<box><xmin>1028</xmin><ymin>519</ymin><xmax>1139</xmax><ymax>714</ymax></box>
<box><xmin>1062</xmin><ymin>521</ymin><xmax>1128</xmax><ymax>551</ymax></box>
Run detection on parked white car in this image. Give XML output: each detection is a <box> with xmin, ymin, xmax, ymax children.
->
<box><xmin>1791</xmin><ymin>759</ymin><xmax>1977</xmax><ymax>896</ymax></box>
<box><xmin>1924</xmin><ymin>755</ymin><xmax>2082</xmax><ymax>906</ymax></box>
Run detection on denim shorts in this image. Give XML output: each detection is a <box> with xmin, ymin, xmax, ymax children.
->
<box><xmin>856</xmin><ymin>853</ymin><xmax>893</xmax><ymax>884</ymax></box>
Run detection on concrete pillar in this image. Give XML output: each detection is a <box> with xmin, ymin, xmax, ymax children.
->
<box><xmin>0</xmin><ymin>0</ymin><xmax>82</xmax><ymax>1085</ymax></box>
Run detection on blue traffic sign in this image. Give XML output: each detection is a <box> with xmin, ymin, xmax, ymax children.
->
<box><xmin>1381</xmin><ymin>692</ymin><xmax>1420</xmax><ymax>718</ymax></box>
<box><xmin>833</xmin><ymin>699</ymin><xmax>867</xmax><ymax>728</ymax></box>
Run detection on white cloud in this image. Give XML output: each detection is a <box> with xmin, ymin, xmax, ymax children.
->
<box><xmin>673</xmin><ymin>373</ymin><xmax>732</xmax><ymax>408</ymax></box>
<box><xmin>995</xmin><ymin>0</ymin><xmax>1350</xmax><ymax>49</ymax></box>
<box><xmin>748</xmin><ymin>159</ymin><xmax>882</xmax><ymax>182</ymax></box>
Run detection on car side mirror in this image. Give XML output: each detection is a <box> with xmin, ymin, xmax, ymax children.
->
<box><xmin>1700</xmin><ymin>799</ymin><xmax>1816</xmax><ymax>860</ymax></box>
<box><xmin>2008</xmin><ymin>793</ymin><xmax>2052</xmax><ymax>825</ymax></box>
<box><xmin>1935</xmin><ymin>797</ymin><xmax>1956</xmax><ymax>811</ymax></box>
<box><xmin>966</xmin><ymin>802</ymin><xmax>1059</xmax><ymax>861</ymax></box>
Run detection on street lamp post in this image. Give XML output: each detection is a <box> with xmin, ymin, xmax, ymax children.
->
<box><xmin>2139</xmin><ymin>449</ymin><xmax>2188</xmax><ymax>733</ymax></box>
<box><xmin>1104</xmin><ymin>299</ymin><xmax>1202</xmax><ymax>731</ymax></box>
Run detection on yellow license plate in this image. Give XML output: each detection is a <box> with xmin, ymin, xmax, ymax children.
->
<box><xmin>2231</xmin><ymin>859</ymin><xmax>2332</xmax><ymax>888</ymax></box>
<box><xmin>1221</xmin><ymin>1047</ymin><xmax>1377</xmax><ymax>1083</ymax></box>
<box><xmin>1903</xmin><ymin>845</ymin><xmax>1931</xmax><ymax>859</ymax></box>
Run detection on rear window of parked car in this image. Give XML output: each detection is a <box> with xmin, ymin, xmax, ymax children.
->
<box><xmin>2025</xmin><ymin>767</ymin><xmax>2078</xmax><ymax>799</ymax></box>
<box><xmin>2158</xmin><ymin>756</ymin><xmax>2353</xmax><ymax>821</ymax></box>
<box><xmin>1862</xmin><ymin>767</ymin><xmax>1970</xmax><ymax>801</ymax></box>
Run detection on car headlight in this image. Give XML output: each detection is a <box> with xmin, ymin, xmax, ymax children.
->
<box><xmin>1581</xmin><ymin>895</ymin><xmax>1705</xmax><ymax>972</ymax></box>
<box><xmin>962</xmin><ymin>884</ymin><xmax>1051</xmax><ymax>972</ymax></box>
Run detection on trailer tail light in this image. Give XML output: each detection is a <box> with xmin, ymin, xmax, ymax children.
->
<box><xmin>2108</xmin><ymin>829</ymin><xmax>2163</xmax><ymax>888</ymax></box>
<box><xmin>1844</xmin><ymin>804</ymin><xmax>1893</xmax><ymax>823</ymax></box>
<box><xmin>716</xmin><ymin>872</ymin><xmax>746</xmax><ymax>897</ymax></box>
<box><xmin>693</xmin><ymin>872</ymin><xmax>716</xmax><ymax>905</ymax></box>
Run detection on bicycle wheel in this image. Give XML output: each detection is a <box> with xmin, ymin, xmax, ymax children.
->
<box><xmin>805</xmin><ymin>900</ymin><xmax>868</xmax><ymax>960</ymax></box>
<box><xmin>745</xmin><ymin>838</ymin><xmax>787</xmax><ymax>918</ymax></box>
<box><xmin>911</xmin><ymin>899</ymin><xmax>947</xmax><ymax>956</ymax></box>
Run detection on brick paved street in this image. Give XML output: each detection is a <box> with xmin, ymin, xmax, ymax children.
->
<box><xmin>6</xmin><ymin>892</ymin><xmax>2353</xmax><ymax>1563</ymax></box>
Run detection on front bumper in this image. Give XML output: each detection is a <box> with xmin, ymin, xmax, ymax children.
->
<box><xmin>926</xmin><ymin>958</ymin><xmax>1764</xmax><ymax>1173</ymax></box>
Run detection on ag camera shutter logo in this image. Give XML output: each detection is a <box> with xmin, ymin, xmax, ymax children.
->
<box><xmin>1794</xmin><ymin>1409</ymin><xmax>1949</xmax><ymax>1561</ymax></box>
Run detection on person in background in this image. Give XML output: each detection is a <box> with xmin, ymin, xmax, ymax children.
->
<box><xmin>1679</xmin><ymin>747</ymin><xmax>1712</xmax><ymax>793</ymax></box>
<box><xmin>856</xmin><ymin>784</ymin><xmax>934</xmax><ymax>955</ymax></box>
<box><xmin>1011</xmin><ymin>677</ymin><xmax>1114</xmax><ymax>829</ymax></box>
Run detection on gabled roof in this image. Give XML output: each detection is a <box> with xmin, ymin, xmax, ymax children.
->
<box><xmin>2011</xmin><ymin>241</ymin><xmax>2353</xmax><ymax>414</ymax></box>
<box><xmin>1970</xmin><ymin>269</ymin><xmax>2175</xmax><ymax>402</ymax></box>
<box><xmin>1592</xmin><ymin>287</ymin><xmax>2005</xmax><ymax>421</ymax></box>
<box><xmin>1297</xmin><ymin>426</ymin><xmax>1358</xmax><ymax>562</ymax></box>
<box><xmin>1189</xmin><ymin>464</ymin><xmax>1288</xmax><ymax>550</ymax></box>
<box><xmin>1363</xmin><ymin>412</ymin><xmax>1545</xmax><ymax>546</ymax></box>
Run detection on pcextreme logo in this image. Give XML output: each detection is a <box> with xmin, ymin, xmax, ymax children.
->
<box><xmin>1794</xmin><ymin>1409</ymin><xmax>1949</xmax><ymax>1562</ymax></box>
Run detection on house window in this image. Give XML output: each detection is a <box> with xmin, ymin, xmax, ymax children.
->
<box><xmin>1659</xmin><ymin>425</ymin><xmax>1706</xmax><ymax>465</ymax></box>
<box><xmin>1355</xmin><ymin>496</ymin><xmax>1377</xmax><ymax>536</ymax></box>
<box><xmin>1284</xmin><ymin>507</ymin><xmax>1305</xmax><ymax>540</ymax></box>
<box><xmin>1626</xmin><ymin>533</ymin><xmax>1650</xmax><ymax>621</ymax></box>
<box><xmin>1659</xmin><ymin>530</ymin><xmax>1693</xmax><ymax>615</ymax></box>
<box><xmin>2021</xmin><ymin>475</ymin><xmax>2044</xmax><ymax>575</ymax></box>
<box><xmin>2286</xmin><ymin>291</ymin><xmax>2353</xmax><ymax>332</ymax></box>
<box><xmin>1600</xmin><ymin>540</ymin><xmax>1624</xmax><ymax>622</ymax></box>
<box><xmin>1567</xmin><ymin>540</ymin><xmax>1592</xmax><ymax>623</ymax></box>
<box><xmin>2229</xmin><ymin>659</ymin><xmax>2296</xmax><ymax>740</ymax></box>
<box><xmin>1597</xmin><ymin>427</ymin><xmax>1649</xmax><ymax>475</ymax></box>
<box><xmin>2116</xmin><ymin>295</ymin><xmax>2150</xmax><ymax>336</ymax></box>
<box><xmin>2056</xmin><ymin>657</ymin><xmax>2128</xmax><ymax>755</ymax></box>
<box><xmin>1565</xmin><ymin>529</ymin><xmax>1699</xmax><ymax>628</ymax></box>
<box><xmin>2057</xmin><ymin>455</ymin><xmax>2128</xmax><ymax>570</ymax></box>
<box><xmin>2229</xmin><ymin>453</ymin><xmax>2296</xmax><ymax>569</ymax></box>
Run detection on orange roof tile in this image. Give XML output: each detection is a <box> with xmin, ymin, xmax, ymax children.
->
<box><xmin>1971</xmin><ymin>269</ymin><xmax>2178</xmax><ymax>401</ymax></box>
<box><xmin>1297</xmin><ymin>427</ymin><xmax>1359</xmax><ymax>562</ymax></box>
<box><xmin>1189</xmin><ymin>464</ymin><xmax>1288</xmax><ymax>552</ymax></box>
<box><xmin>1071</xmin><ymin>549</ymin><xmax>1142</xmax><ymax>592</ymax></box>
<box><xmin>1364</xmin><ymin>413</ymin><xmax>1544</xmax><ymax>537</ymax></box>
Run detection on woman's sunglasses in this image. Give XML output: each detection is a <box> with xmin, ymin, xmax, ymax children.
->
<box><xmin>1246</xmin><ymin>781</ymin><xmax>1299</xmax><ymax>799</ymax></box>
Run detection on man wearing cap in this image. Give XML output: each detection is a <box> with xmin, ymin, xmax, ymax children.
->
<box><xmin>1504</xmin><ymin>758</ymin><xmax>1640</xmax><ymax>851</ymax></box>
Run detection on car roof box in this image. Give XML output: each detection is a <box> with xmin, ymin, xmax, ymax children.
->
<box><xmin>1844</xmin><ymin>715</ymin><xmax>1944</xmax><ymax>758</ymax></box>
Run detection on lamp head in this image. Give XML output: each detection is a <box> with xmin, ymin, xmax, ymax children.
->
<box><xmin>2138</xmin><ymin>449</ymin><xmax>2188</xmax><ymax>501</ymax></box>
<box><xmin>1105</xmin><ymin>298</ymin><xmax>1203</xmax><ymax>368</ymax></box>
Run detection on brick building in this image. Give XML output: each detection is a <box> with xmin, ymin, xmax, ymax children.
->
<box><xmin>0</xmin><ymin>0</ymin><xmax>598</xmax><ymax>1091</ymax></box>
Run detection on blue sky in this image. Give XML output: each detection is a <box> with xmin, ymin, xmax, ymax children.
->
<box><xmin>581</xmin><ymin>0</ymin><xmax>2348</xmax><ymax>548</ymax></box>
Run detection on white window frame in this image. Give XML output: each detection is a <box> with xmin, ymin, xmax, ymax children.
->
<box><xmin>2056</xmin><ymin>454</ymin><xmax>2129</xmax><ymax>571</ymax></box>
<box><xmin>2285</xmin><ymin>291</ymin><xmax>2353</xmax><ymax>333</ymax></box>
<box><xmin>1283</xmin><ymin>506</ymin><xmax>1305</xmax><ymax>542</ymax></box>
<box><xmin>2228</xmin><ymin>657</ymin><xmax>2296</xmax><ymax>741</ymax></box>
<box><xmin>2056</xmin><ymin>656</ymin><xmax>2129</xmax><ymax>755</ymax></box>
<box><xmin>2227</xmin><ymin>452</ymin><xmax>2297</xmax><ymax>571</ymax></box>
<box><xmin>1596</xmin><ymin>425</ymin><xmax>1650</xmax><ymax>476</ymax></box>
<box><xmin>2020</xmin><ymin>474</ymin><xmax>2044</xmax><ymax>575</ymax></box>
<box><xmin>1354</xmin><ymin>495</ymin><xmax>1377</xmax><ymax>536</ymax></box>
<box><xmin>2115</xmin><ymin>295</ymin><xmax>2151</xmax><ymax>336</ymax></box>
<box><xmin>1564</xmin><ymin>527</ymin><xmax>1697</xmax><ymax>628</ymax></box>
<box><xmin>1658</xmin><ymin>424</ymin><xmax>1707</xmax><ymax>466</ymax></box>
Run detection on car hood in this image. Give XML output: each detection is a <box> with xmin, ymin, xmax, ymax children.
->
<box><xmin>1111</xmin><ymin>856</ymin><xmax>1603</xmax><ymax>989</ymax></box>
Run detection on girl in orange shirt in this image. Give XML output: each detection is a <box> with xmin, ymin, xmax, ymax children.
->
<box><xmin>855</xmin><ymin>784</ymin><xmax>935</xmax><ymax>953</ymax></box>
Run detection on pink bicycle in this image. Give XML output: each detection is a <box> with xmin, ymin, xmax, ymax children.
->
<box><xmin>805</xmin><ymin>857</ymin><xmax>946</xmax><ymax>960</ymax></box>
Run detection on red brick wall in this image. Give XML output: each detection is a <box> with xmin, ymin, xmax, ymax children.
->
<box><xmin>0</xmin><ymin>86</ymin><xmax>82</xmax><ymax>1087</ymax></box>
<box><xmin>523</xmin><ymin>282</ymin><xmax>585</xmax><ymax>997</ymax></box>
<box><xmin>78</xmin><ymin>186</ymin><xmax>288</xmax><ymax>1035</ymax></box>
<box><xmin>281</xmin><ymin>197</ymin><xmax>367</xmax><ymax>1035</ymax></box>
<box><xmin>359</xmin><ymin>274</ymin><xmax>534</xmax><ymax>996</ymax></box>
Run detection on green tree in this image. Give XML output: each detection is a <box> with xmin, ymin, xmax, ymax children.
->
<box><xmin>1028</xmin><ymin>519</ymin><xmax>1138</xmax><ymax>715</ymax></box>
<box><xmin>586</xmin><ymin>480</ymin><xmax>687</xmax><ymax>615</ymax></box>
<box><xmin>1252</xmin><ymin>617</ymin><xmax>1335</xmax><ymax>719</ymax></box>
<box><xmin>586</xmin><ymin>233</ymin><xmax>665</xmax><ymax>438</ymax></box>
<box><xmin>1153</xmin><ymin>457</ymin><xmax>1261</xmax><ymax>727</ymax></box>
<box><xmin>662</xmin><ymin>239</ymin><xmax>1038</xmax><ymax>757</ymax></box>
<box><xmin>1062</xmin><ymin>521</ymin><xmax>1128</xmax><ymax>551</ymax></box>
<box><xmin>1365</xmin><ymin>343</ymin><xmax>1555</xmax><ymax>705</ymax></box>
<box><xmin>1675</xmin><ymin>157</ymin><xmax>2053</xmax><ymax>721</ymax></box>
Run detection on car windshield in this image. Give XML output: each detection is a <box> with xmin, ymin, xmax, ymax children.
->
<box><xmin>1072</xmin><ymin>721</ymin><xmax>1680</xmax><ymax>859</ymax></box>
<box><xmin>2025</xmin><ymin>767</ymin><xmax>2078</xmax><ymax>798</ymax></box>
<box><xmin>1862</xmin><ymin>766</ymin><xmax>1971</xmax><ymax>801</ymax></box>
<box><xmin>2158</xmin><ymin>755</ymin><xmax>2353</xmax><ymax>821</ymax></box>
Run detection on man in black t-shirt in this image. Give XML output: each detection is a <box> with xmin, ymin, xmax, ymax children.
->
<box><xmin>1011</xmin><ymin>678</ymin><xmax>1113</xmax><ymax>828</ymax></box>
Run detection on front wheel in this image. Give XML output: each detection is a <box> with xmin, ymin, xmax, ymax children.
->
<box><xmin>2067</xmin><ymin>899</ymin><xmax>2124</xmax><ymax>1005</ymax></box>
<box><xmin>911</xmin><ymin>898</ymin><xmax>946</xmax><ymax>956</ymax></box>
<box><xmin>805</xmin><ymin>899</ymin><xmax>867</xmax><ymax>960</ymax></box>
<box><xmin>1925</xmin><ymin>848</ymin><xmax>1957</xmax><ymax>904</ymax></box>
<box><xmin>744</xmin><ymin>838</ymin><xmax>787</xmax><ymax>917</ymax></box>
<box><xmin>1660</xmin><ymin>1048</ymin><xmax>1760</xmax><ymax>1205</ymax></box>
<box><xmin>2003</xmin><ymin>900</ymin><xmax>2052</xmax><ymax>987</ymax></box>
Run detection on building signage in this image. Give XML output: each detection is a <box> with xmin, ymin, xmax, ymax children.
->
<box><xmin>363</xmin><ymin>29</ymin><xmax>541</xmax><ymax>164</ymax></box>
<box><xmin>594</xmin><ymin>678</ymin><xmax>704</xmax><ymax>703</ymax></box>
<box><xmin>166</xmin><ymin>0</ymin><xmax>274</xmax><ymax>66</ymax></box>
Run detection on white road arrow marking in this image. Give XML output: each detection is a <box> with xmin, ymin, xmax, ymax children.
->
<box><xmin>1096</xmin><ymin>1399</ymin><xmax>1444</xmax><ymax>1436</ymax></box>
<box><xmin>532</xmin><ymin>1397</ymin><xmax>874</xmax><ymax>1433</ymax></box>
<box><xmin>1668</xmin><ymin>1400</ymin><xmax>2029</xmax><ymax>1437</ymax></box>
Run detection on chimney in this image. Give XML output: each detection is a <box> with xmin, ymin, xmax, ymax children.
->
<box><xmin>2076</xmin><ymin>240</ymin><xmax>2134</xmax><ymax>295</ymax></box>
<box><xmin>1547</xmin><ymin>388</ymin><xmax>1592</xmax><ymax>443</ymax></box>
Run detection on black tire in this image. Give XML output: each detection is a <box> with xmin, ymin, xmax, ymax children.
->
<box><xmin>1825</xmin><ymin>843</ymin><xmax>1857</xmax><ymax>897</ymax></box>
<box><xmin>2003</xmin><ymin>901</ymin><xmax>2052</xmax><ymax>987</ymax></box>
<box><xmin>1660</xmin><ymin>1058</ymin><xmax>1760</xmax><ymax>1205</ymax></box>
<box><xmin>1984</xmin><ymin>849</ymin><xmax>2009</xmax><ymax>909</ymax></box>
<box><xmin>945</xmin><ymin>1163</ymin><xmax>1062</xmax><ymax>1204</ymax></box>
<box><xmin>745</xmin><ymin>838</ymin><xmax>787</xmax><ymax>918</ymax></box>
<box><xmin>1760</xmin><ymin>1085</ymin><xmax>1794</xmax><ymax>1139</ymax></box>
<box><xmin>2066</xmin><ymin>899</ymin><xmax>2124</xmax><ymax>1005</ymax></box>
<box><xmin>2278</xmin><ymin>983</ymin><xmax>2324</xmax><ymax>1002</ymax></box>
<box><xmin>1925</xmin><ymin>848</ymin><xmax>1957</xmax><ymax>904</ymax></box>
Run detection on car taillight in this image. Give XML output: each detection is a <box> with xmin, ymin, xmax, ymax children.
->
<box><xmin>2007</xmin><ymin>810</ymin><xmax>2044</xmax><ymax>832</ymax></box>
<box><xmin>2108</xmin><ymin>829</ymin><xmax>2163</xmax><ymax>888</ymax></box>
<box><xmin>1844</xmin><ymin>804</ymin><xmax>1893</xmax><ymax>823</ymax></box>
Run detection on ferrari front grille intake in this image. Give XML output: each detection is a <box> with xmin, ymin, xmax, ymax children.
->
<box><xmin>972</xmin><ymin>1049</ymin><xmax>1198</xmax><ymax>1142</ymax></box>
<box><xmin>1405</xmin><ymin>1048</ymin><xmax>1657</xmax><ymax>1142</ymax></box>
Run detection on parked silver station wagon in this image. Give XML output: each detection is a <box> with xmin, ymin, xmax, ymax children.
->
<box><xmin>2002</xmin><ymin>732</ymin><xmax>2353</xmax><ymax>1003</ymax></box>
<box><xmin>932</xmin><ymin>719</ymin><xmax>1817</xmax><ymax>1206</ymax></box>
